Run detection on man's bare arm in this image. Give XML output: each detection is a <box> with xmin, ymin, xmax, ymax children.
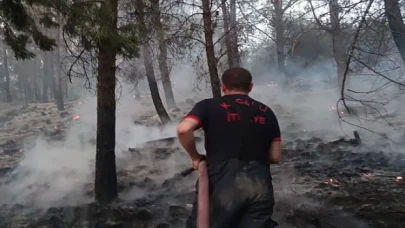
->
<box><xmin>177</xmin><ymin>118</ymin><xmax>201</xmax><ymax>161</ymax></box>
<box><xmin>269</xmin><ymin>141</ymin><xmax>281</xmax><ymax>164</ymax></box>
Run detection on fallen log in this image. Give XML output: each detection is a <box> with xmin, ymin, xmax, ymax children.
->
<box><xmin>330</xmin><ymin>131</ymin><xmax>362</xmax><ymax>146</ymax></box>
<box><xmin>128</xmin><ymin>136</ymin><xmax>203</xmax><ymax>152</ymax></box>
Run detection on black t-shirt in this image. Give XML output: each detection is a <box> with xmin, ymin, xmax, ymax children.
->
<box><xmin>186</xmin><ymin>94</ymin><xmax>281</xmax><ymax>166</ymax></box>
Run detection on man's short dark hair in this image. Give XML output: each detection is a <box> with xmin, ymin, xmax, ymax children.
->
<box><xmin>221</xmin><ymin>67</ymin><xmax>252</xmax><ymax>92</ymax></box>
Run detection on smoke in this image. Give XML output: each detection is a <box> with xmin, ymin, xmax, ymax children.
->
<box><xmin>0</xmin><ymin>71</ymin><xmax>200</xmax><ymax>208</ymax></box>
<box><xmin>248</xmin><ymin>57</ymin><xmax>405</xmax><ymax>146</ymax></box>
<box><xmin>0</xmin><ymin>97</ymin><xmax>97</xmax><ymax>207</ymax></box>
<box><xmin>1</xmin><ymin>48</ymin><xmax>404</xmax><ymax>214</ymax></box>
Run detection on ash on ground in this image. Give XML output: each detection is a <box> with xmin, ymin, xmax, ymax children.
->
<box><xmin>0</xmin><ymin>99</ymin><xmax>404</xmax><ymax>228</ymax></box>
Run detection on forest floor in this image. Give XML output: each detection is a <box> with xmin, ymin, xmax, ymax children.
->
<box><xmin>0</xmin><ymin>97</ymin><xmax>404</xmax><ymax>228</ymax></box>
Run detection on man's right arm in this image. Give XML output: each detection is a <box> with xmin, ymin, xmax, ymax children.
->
<box><xmin>177</xmin><ymin>100</ymin><xmax>208</xmax><ymax>168</ymax></box>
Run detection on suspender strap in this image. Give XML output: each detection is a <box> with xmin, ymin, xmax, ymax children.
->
<box><xmin>222</xmin><ymin>96</ymin><xmax>259</xmax><ymax>159</ymax></box>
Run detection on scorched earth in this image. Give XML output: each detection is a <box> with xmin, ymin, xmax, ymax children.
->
<box><xmin>0</xmin><ymin>96</ymin><xmax>404</xmax><ymax>228</ymax></box>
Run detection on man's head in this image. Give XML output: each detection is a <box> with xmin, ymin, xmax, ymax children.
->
<box><xmin>221</xmin><ymin>67</ymin><xmax>253</xmax><ymax>95</ymax></box>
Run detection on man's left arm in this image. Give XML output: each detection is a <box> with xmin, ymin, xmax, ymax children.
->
<box><xmin>268</xmin><ymin>111</ymin><xmax>282</xmax><ymax>164</ymax></box>
<box><xmin>177</xmin><ymin>100</ymin><xmax>207</xmax><ymax>169</ymax></box>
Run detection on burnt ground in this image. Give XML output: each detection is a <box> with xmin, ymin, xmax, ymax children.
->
<box><xmin>0</xmin><ymin>102</ymin><xmax>404</xmax><ymax>228</ymax></box>
<box><xmin>273</xmin><ymin>137</ymin><xmax>405</xmax><ymax>228</ymax></box>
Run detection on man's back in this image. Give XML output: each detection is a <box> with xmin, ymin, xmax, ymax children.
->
<box><xmin>186</xmin><ymin>94</ymin><xmax>281</xmax><ymax>166</ymax></box>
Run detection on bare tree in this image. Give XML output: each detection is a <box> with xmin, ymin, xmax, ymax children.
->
<box><xmin>221</xmin><ymin>0</ymin><xmax>235</xmax><ymax>67</ymax></box>
<box><xmin>272</xmin><ymin>0</ymin><xmax>287</xmax><ymax>81</ymax></box>
<box><xmin>155</xmin><ymin>0</ymin><xmax>227</xmax><ymax>94</ymax></box>
<box><xmin>48</xmin><ymin>45</ymin><xmax>55</xmax><ymax>99</ymax></box>
<box><xmin>384</xmin><ymin>0</ymin><xmax>405</xmax><ymax>63</ymax></box>
<box><xmin>2</xmin><ymin>47</ymin><xmax>12</xmax><ymax>102</ymax></box>
<box><xmin>202</xmin><ymin>0</ymin><xmax>221</xmax><ymax>97</ymax></box>
<box><xmin>229</xmin><ymin>0</ymin><xmax>241</xmax><ymax>66</ymax></box>
<box><xmin>54</xmin><ymin>14</ymin><xmax>65</xmax><ymax>111</ymax></box>
<box><xmin>135</xmin><ymin>0</ymin><xmax>171</xmax><ymax>124</ymax></box>
<box><xmin>42</xmin><ymin>47</ymin><xmax>50</xmax><ymax>102</ymax></box>
<box><xmin>309</xmin><ymin>0</ymin><xmax>350</xmax><ymax>89</ymax></box>
<box><xmin>120</xmin><ymin>59</ymin><xmax>145</xmax><ymax>99</ymax></box>
<box><xmin>151</xmin><ymin>0</ymin><xmax>177</xmax><ymax>109</ymax></box>
<box><xmin>238</xmin><ymin>0</ymin><xmax>299</xmax><ymax>83</ymax></box>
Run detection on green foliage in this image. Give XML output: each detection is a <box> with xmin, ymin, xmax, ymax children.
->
<box><xmin>39</xmin><ymin>13</ymin><xmax>59</xmax><ymax>28</ymax></box>
<box><xmin>3</xmin><ymin>28</ymin><xmax>35</xmax><ymax>59</ymax></box>
<box><xmin>0</xmin><ymin>0</ymin><xmax>56</xmax><ymax>60</ymax></box>
<box><xmin>118</xmin><ymin>23</ymin><xmax>140</xmax><ymax>59</ymax></box>
<box><xmin>62</xmin><ymin>0</ymin><xmax>140</xmax><ymax>59</ymax></box>
<box><xmin>62</xmin><ymin>1</ymin><xmax>98</xmax><ymax>52</ymax></box>
<box><xmin>0</xmin><ymin>0</ymin><xmax>140</xmax><ymax>60</ymax></box>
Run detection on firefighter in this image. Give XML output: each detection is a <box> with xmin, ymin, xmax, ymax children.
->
<box><xmin>177</xmin><ymin>67</ymin><xmax>281</xmax><ymax>228</ymax></box>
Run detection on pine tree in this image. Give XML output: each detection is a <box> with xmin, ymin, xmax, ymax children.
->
<box><xmin>61</xmin><ymin>0</ymin><xmax>140</xmax><ymax>203</ymax></box>
<box><xmin>2</xmin><ymin>0</ymin><xmax>140</xmax><ymax>204</ymax></box>
<box><xmin>0</xmin><ymin>0</ymin><xmax>57</xmax><ymax>59</ymax></box>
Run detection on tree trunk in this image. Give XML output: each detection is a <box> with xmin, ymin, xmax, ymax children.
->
<box><xmin>3</xmin><ymin>48</ymin><xmax>12</xmax><ymax>102</ymax></box>
<box><xmin>17</xmin><ymin>74</ymin><xmax>23</xmax><ymax>100</ymax></box>
<box><xmin>142</xmin><ymin>45</ymin><xmax>171</xmax><ymax>124</ymax></box>
<box><xmin>64</xmin><ymin>78</ymin><xmax>69</xmax><ymax>99</ymax></box>
<box><xmin>22</xmin><ymin>75</ymin><xmax>29</xmax><ymax>103</ymax></box>
<box><xmin>136</xmin><ymin>0</ymin><xmax>171</xmax><ymax>124</ymax></box>
<box><xmin>94</xmin><ymin>0</ymin><xmax>119</xmax><ymax>204</ymax></box>
<box><xmin>134</xmin><ymin>80</ymin><xmax>141</xmax><ymax>100</ymax></box>
<box><xmin>48</xmin><ymin>51</ymin><xmax>55</xmax><ymax>99</ymax></box>
<box><xmin>229</xmin><ymin>0</ymin><xmax>240</xmax><ymax>66</ymax></box>
<box><xmin>221</xmin><ymin>0</ymin><xmax>234</xmax><ymax>68</ymax></box>
<box><xmin>24</xmin><ymin>68</ymin><xmax>34</xmax><ymax>102</ymax></box>
<box><xmin>384</xmin><ymin>0</ymin><xmax>405</xmax><ymax>63</ymax></box>
<box><xmin>34</xmin><ymin>73</ymin><xmax>40</xmax><ymax>101</ymax></box>
<box><xmin>151</xmin><ymin>0</ymin><xmax>177</xmax><ymax>109</ymax></box>
<box><xmin>273</xmin><ymin>0</ymin><xmax>286</xmax><ymax>83</ymax></box>
<box><xmin>202</xmin><ymin>0</ymin><xmax>221</xmax><ymax>97</ymax></box>
<box><xmin>42</xmin><ymin>51</ymin><xmax>49</xmax><ymax>102</ymax></box>
<box><xmin>329</xmin><ymin>0</ymin><xmax>347</xmax><ymax>89</ymax></box>
<box><xmin>55</xmin><ymin>19</ymin><xmax>65</xmax><ymax>111</ymax></box>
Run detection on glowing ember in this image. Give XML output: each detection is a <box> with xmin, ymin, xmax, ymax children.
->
<box><xmin>329</xmin><ymin>105</ymin><xmax>345</xmax><ymax>115</ymax></box>
<box><xmin>266</xmin><ymin>82</ymin><xmax>277</xmax><ymax>87</ymax></box>
<box><xmin>324</xmin><ymin>178</ymin><xmax>339</xmax><ymax>187</ymax></box>
<box><xmin>54</xmin><ymin>124</ymin><xmax>61</xmax><ymax>131</ymax></box>
<box><xmin>19</xmin><ymin>149</ymin><xmax>23</xmax><ymax>153</ymax></box>
<box><xmin>73</xmin><ymin>115</ymin><xmax>80</xmax><ymax>121</ymax></box>
<box><xmin>395</xmin><ymin>176</ymin><xmax>403</xmax><ymax>183</ymax></box>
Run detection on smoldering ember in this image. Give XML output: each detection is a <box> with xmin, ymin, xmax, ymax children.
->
<box><xmin>1</xmin><ymin>0</ymin><xmax>405</xmax><ymax>227</ymax></box>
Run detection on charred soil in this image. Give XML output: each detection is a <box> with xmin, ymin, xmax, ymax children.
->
<box><xmin>0</xmin><ymin>102</ymin><xmax>404</xmax><ymax>228</ymax></box>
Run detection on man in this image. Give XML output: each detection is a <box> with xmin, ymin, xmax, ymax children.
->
<box><xmin>177</xmin><ymin>67</ymin><xmax>281</xmax><ymax>228</ymax></box>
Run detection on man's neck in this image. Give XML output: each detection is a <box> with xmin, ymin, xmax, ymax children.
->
<box><xmin>224</xmin><ymin>91</ymin><xmax>249</xmax><ymax>96</ymax></box>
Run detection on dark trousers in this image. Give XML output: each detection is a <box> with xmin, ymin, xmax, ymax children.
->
<box><xmin>186</xmin><ymin>160</ymin><xmax>278</xmax><ymax>228</ymax></box>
